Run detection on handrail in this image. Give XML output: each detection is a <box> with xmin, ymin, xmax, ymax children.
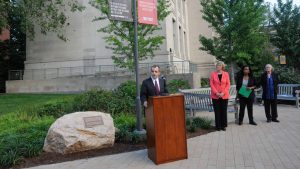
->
<box><xmin>8</xmin><ymin>60</ymin><xmax>194</xmax><ymax>80</ymax></box>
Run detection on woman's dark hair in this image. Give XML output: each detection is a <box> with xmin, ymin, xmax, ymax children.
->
<box><xmin>238</xmin><ymin>65</ymin><xmax>253</xmax><ymax>77</ymax></box>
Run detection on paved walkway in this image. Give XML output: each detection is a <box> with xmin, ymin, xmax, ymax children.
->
<box><xmin>27</xmin><ymin>105</ymin><xmax>300</xmax><ymax>169</ymax></box>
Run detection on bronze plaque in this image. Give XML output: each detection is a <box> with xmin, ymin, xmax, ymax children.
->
<box><xmin>83</xmin><ymin>116</ymin><xmax>104</xmax><ymax>128</ymax></box>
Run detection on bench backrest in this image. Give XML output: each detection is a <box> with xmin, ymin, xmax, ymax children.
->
<box><xmin>183</xmin><ymin>93</ymin><xmax>213</xmax><ymax>111</ymax></box>
<box><xmin>278</xmin><ymin>84</ymin><xmax>300</xmax><ymax>96</ymax></box>
<box><xmin>179</xmin><ymin>85</ymin><xmax>236</xmax><ymax>96</ymax></box>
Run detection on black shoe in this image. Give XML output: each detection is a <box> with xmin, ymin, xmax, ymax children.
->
<box><xmin>216</xmin><ymin>127</ymin><xmax>221</xmax><ymax>131</ymax></box>
<box><xmin>249</xmin><ymin>121</ymin><xmax>257</xmax><ymax>125</ymax></box>
<box><xmin>272</xmin><ymin>119</ymin><xmax>280</xmax><ymax>122</ymax></box>
<box><xmin>267</xmin><ymin>119</ymin><xmax>271</xmax><ymax>123</ymax></box>
<box><xmin>221</xmin><ymin>128</ymin><xmax>226</xmax><ymax>131</ymax></box>
<box><xmin>238</xmin><ymin>121</ymin><xmax>243</xmax><ymax>125</ymax></box>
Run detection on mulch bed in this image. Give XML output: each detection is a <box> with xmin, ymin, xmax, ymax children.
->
<box><xmin>12</xmin><ymin>128</ymin><xmax>215</xmax><ymax>169</ymax></box>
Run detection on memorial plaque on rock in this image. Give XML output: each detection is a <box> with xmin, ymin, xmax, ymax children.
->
<box><xmin>83</xmin><ymin>116</ymin><xmax>104</xmax><ymax>128</ymax></box>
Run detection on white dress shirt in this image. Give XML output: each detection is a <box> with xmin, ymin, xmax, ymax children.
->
<box><xmin>151</xmin><ymin>77</ymin><xmax>160</xmax><ymax>90</ymax></box>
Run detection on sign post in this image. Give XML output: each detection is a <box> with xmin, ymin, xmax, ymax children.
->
<box><xmin>133</xmin><ymin>0</ymin><xmax>144</xmax><ymax>133</ymax></box>
<box><xmin>134</xmin><ymin>0</ymin><xmax>157</xmax><ymax>133</ymax></box>
<box><xmin>108</xmin><ymin>0</ymin><xmax>157</xmax><ymax>133</ymax></box>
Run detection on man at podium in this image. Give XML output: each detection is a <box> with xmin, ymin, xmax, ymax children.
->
<box><xmin>141</xmin><ymin>65</ymin><xmax>169</xmax><ymax>108</ymax></box>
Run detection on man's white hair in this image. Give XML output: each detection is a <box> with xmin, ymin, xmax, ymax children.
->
<box><xmin>265</xmin><ymin>64</ymin><xmax>274</xmax><ymax>71</ymax></box>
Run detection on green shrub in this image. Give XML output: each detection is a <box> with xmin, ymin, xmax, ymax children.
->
<box><xmin>72</xmin><ymin>84</ymin><xmax>136</xmax><ymax>116</ymax></box>
<box><xmin>275</xmin><ymin>66</ymin><xmax>300</xmax><ymax>84</ymax></box>
<box><xmin>186</xmin><ymin>118</ymin><xmax>191</xmax><ymax>126</ymax></box>
<box><xmin>187</xmin><ymin>122</ymin><xmax>196</xmax><ymax>132</ymax></box>
<box><xmin>201</xmin><ymin>78</ymin><xmax>210</xmax><ymax>87</ymax></box>
<box><xmin>127</xmin><ymin>131</ymin><xmax>140</xmax><ymax>144</ymax></box>
<box><xmin>0</xmin><ymin>113</ymin><xmax>54</xmax><ymax>168</ymax></box>
<box><xmin>14</xmin><ymin>107</ymin><xmax>40</xmax><ymax>122</ymax></box>
<box><xmin>113</xmin><ymin>113</ymin><xmax>136</xmax><ymax>130</ymax></box>
<box><xmin>192</xmin><ymin>117</ymin><xmax>213</xmax><ymax>129</ymax></box>
<box><xmin>114</xmin><ymin>113</ymin><xmax>138</xmax><ymax>143</ymax></box>
<box><xmin>110</xmin><ymin>81</ymin><xmax>137</xmax><ymax>115</ymax></box>
<box><xmin>108</xmin><ymin>95</ymin><xmax>135</xmax><ymax>115</ymax></box>
<box><xmin>37</xmin><ymin>100</ymin><xmax>74</xmax><ymax>118</ymax></box>
<box><xmin>72</xmin><ymin>89</ymin><xmax>113</xmax><ymax>112</ymax></box>
<box><xmin>115</xmin><ymin>127</ymin><xmax>129</xmax><ymax>143</ymax></box>
<box><xmin>115</xmin><ymin>80</ymin><xmax>136</xmax><ymax>100</ymax></box>
<box><xmin>186</xmin><ymin>118</ymin><xmax>195</xmax><ymax>132</ymax></box>
<box><xmin>191</xmin><ymin>117</ymin><xmax>204</xmax><ymax>128</ymax></box>
<box><xmin>167</xmin><ymin>79</ymin><xmax>191</xmax><ymax>93</ymax></box>
<box><xmin>185</xmin><ymin>117</ymin><xmax>213</xmax><ymax>133</ymax></box>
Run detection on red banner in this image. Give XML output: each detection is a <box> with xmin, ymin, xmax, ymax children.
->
<box><xmin>138</xmin><ymin>0</ymin><xmax>158</xmax><ymax>25</ymax></box>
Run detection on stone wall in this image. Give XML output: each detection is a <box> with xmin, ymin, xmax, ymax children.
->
<box><xmin>6</xmin><ymin>73</ymin><xmax>201</xmax><ymax>93</ymax></box>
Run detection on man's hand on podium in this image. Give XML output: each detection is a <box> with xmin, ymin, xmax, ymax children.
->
<box><xmin>143</xmin><ymin>101</ymin><xmax>148</xmax><ymax>108</ymax></box>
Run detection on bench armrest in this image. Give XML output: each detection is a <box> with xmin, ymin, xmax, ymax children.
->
<box><xmin>296</xmin><ymin>90</ymin><xmax>300</xmax><ymax>97</ymax></box>
<box><xmin>254</xmin><ymin>88</ymin><xmax>262</xmax><ymax>92</ymax></box>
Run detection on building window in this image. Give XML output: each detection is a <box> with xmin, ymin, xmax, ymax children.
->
<box><xmin>182</xmin><ymin>0</ymin><xmax>186</xmax><ymax>20</ymax></box>
<box><xmin>184</xmin><ymin>31</ymin><xmax>188</xmax><ymax>60</ymax></box>
<box><xmin>179</xmin><ymin>26</ymin><xmax>183</xmax><ymax>59</ymax></box>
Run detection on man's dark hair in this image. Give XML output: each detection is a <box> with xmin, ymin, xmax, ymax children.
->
<box><xmin>151</xmin><ymin>65</ymin><xmax>160</xmax><ymax>70</ymax></box>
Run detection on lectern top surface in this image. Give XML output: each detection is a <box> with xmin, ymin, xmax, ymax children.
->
<box><xmin>150</xmin><ymin>94</ymin><xmax>183</xmax><ymax>99</ymax></box>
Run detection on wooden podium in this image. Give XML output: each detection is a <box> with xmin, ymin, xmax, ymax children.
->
<box><xmin>145</xmin><ymin>94</ymin><xmax>187</xmax><ymax>164</ymax></box>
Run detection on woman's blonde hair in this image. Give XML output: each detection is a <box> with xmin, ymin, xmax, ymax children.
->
<box><xmin>216</xmin><ymin>61</ymin><xmax>226</xmax><ymax>70</ymax></box>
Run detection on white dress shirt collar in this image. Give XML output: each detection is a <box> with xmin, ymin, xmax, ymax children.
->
<box><xmin>151</xmin><ymin>77</ymin><xmax>160</xmax><ymax>89</ymax></box>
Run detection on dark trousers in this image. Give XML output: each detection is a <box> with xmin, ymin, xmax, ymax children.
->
<box><xmin>239</xmin><ymin>97</ymin><xmax>254</xmax><ymax>123</ymax></box>
<box><xmin>212</xmin><ymin>99</ymin><xmax>228</xmax><ymax>129</ymax></box>
<box><xmin>264</xmin><ymin>99</ymin><xmax>278</xmax><ymax>120</ymax></box>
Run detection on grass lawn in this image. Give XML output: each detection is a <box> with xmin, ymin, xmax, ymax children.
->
<box><xmin>0</xmin><ymin>94</ymin><xmax>77</xmax><ymax>115</ymax></box>
<box><xmin>0</xmin><ymin>93</ymin><xmax>79</xmax><ymax>167</ymax></box>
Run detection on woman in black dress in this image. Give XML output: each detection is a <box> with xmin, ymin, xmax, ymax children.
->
<box><xmin>236</xmin><ymin>65</ymin><xmax>257</xmax><ymax>125</ymax></box>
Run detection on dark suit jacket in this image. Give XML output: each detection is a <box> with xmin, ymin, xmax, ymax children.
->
<box><xmin>259</xmin><ymin>72</ymin><xmax>279</xmax><ymax>100</ymax></box>
<box><xmin>140</xmin><ymin>77</ymin><xmax>168</xmax><ymax>104</ymax></box>
<box><xmin>236</xmin><ymin>75</ymin><xmax>257</xmax><ymax>101</ymax></box>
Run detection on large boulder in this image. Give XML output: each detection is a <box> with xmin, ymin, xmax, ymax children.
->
<box><xmin>43</xmin><ymin>111</ymin><xmax>115</xmax><ymax>154</ymax></box>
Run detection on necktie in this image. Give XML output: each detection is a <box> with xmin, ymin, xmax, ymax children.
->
<box><xmin>155</xmin><ymin>80</ymin><xmax>160</xmax><ymax>95</ymax></box>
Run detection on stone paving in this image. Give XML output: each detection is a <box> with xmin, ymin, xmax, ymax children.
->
<box><xmin>27</xmin><ymin>105</ymin><xmax>300</xmax><ymax>169</ymax></box>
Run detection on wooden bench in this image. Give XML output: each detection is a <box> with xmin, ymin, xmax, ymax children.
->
<box><xmin>179</xmin><ymin>85</ymin><xmax>238</xmax><ymax>123</ymax></box>
<box><xmin>255</xmin><ymin>84</ymin><xmax>300</xmax><ymax>108</ymax></box>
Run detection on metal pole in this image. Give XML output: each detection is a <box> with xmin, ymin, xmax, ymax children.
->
<box><xmin>8</xmin><ymin>71</ymin><xmax>10</xmax><ymax>80</ymax></box>
<box><xmin>133</xmin><ymin>0</ymin><xmax>143</xmax><ymax>132</ymax></box>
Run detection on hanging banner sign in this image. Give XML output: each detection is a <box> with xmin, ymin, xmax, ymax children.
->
<box><xmin>109</xmin><ymin>0</ymin><xmax>133</xmax><ymax>22</ymax></box>
<box><xmin>138</xmin><ymin>0</ymin><xmax>158</xmax><ymax>25</ymax></box>
<box><xmin>280</xmin><ymin>55</ymin><xmax>286</xmax><ymax>64</ymax></box>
